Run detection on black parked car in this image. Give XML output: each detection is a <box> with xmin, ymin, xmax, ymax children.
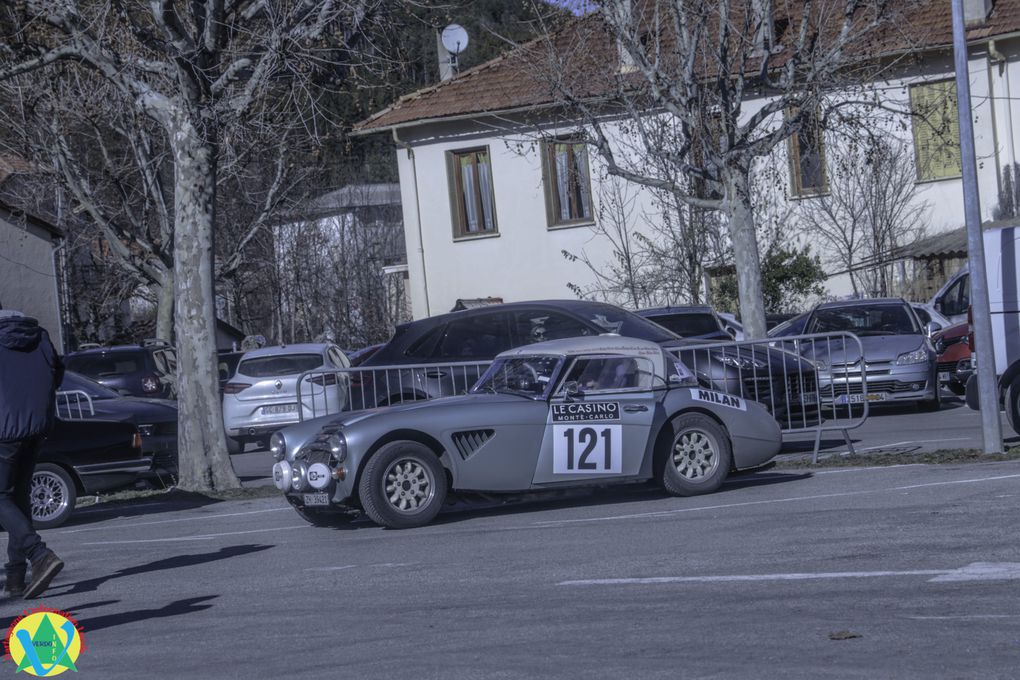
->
<box><xmin>64</xmin><ymin>341</ymin><xmax>177</xmax><ymax>399</ymax></box>
<box><xmin>57</xmin><ymin>371</ymin><xmax>179</xmax><ymax>476</ymax></box>
<box><xmin>349</xmin><ymin>299</ymin><xmax>815</xmax><ymax>427</ymax></box>
<box><xmin>35</xmin><ymin>419</ymin><xmax>150</xmax><ymax>528</ymax></box>
<box><xmin>637</xmin><ymin>306</ymin><xmax>736</xmax><ymax>340</ymax></box>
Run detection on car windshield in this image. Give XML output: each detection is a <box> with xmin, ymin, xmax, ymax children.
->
<box><xmin>60</xmin><ymin>371</ymin><xmax>121</xmax><ymax>399</ymax></box>
<box><xmin>65</xmin><ymin>352</ymin><xmax>142</xmax><ymax>378</ymax></box>
<box><xmin>645</xmin><ymin>313</ymin><xmax>722</xmax><ymax>337</ymax></box>
<box><xmin>566</xmin><ymin>303</ymin><xmax>679</xmax><ymax>343</ymax></box>
<box><xmin>809</xmin><ymin>304</ymin><xmax>919</xmax><ymax>336</ymax></box>
<box><xmin>238</xmin><ymin>353</ymin><xmax>323</xmax><ymax>377</ymax></box>
<box><xmin>472</xmin><ymin>355</ymin><xmax>562</xmax><ymax>398</ymax></box>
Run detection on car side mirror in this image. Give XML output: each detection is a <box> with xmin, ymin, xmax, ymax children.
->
<box><xmin>725</xmin><ymin>326</ymin><xmax>737</xmax><ymax>339</ymax></box>
<box><xmin>925</xmin><ymin>321</ymin><xmax>942</xmax><ymax>337</ymax></box>
<box><xmin>562</xmin><ymin>381</ymin><xmax>582</xmax><ymax>400</ymax></box>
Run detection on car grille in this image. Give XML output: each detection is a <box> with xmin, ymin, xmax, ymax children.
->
<box><xmin>741</xmin><ymin>373</ymin><xmax>817</xmax><ymax>406</ymax></box>
<box><xmin>822</xmin><ymin>380</ymin><xmax>927</xmax><ymax>396</ymax></box>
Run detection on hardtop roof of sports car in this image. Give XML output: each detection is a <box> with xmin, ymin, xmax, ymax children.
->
<box><xmin>497</xmin><ymin>334</ymin><xmax>667</xmax><ymax>361</ymax></box>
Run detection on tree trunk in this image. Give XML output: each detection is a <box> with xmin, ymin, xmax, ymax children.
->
<box><xmin>722</xmin><ymin>167</ymin><xmax>767</xmax><ymax>339</ymax></box>
<box><xmin>155</xmin><ymin>269</ymin><xmax>174</xmax><ymax>342</ymax></box>
<box><xmin>168</xmin><ymin>114</ymin><xmax>240</xmax><ymax>491</ymax></box>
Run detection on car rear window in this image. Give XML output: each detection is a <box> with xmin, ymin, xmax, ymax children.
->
<box><xmin>65</xmin><ymin>353</ymin><xmax>143</xmax><ymax>378</ymax></box>
<box><xmin>60</xmin><ymin>371</ymin><xmax>121</xmax><ymax>399</ymax></box>
<box><xmin>645</xmin><ymin>313</ymin><xmax>722</xmax><ymax>337</ymax></box>
<box><xmin>238</xmin><ymin>354</ymin><xmax>323</xmax><ymax>377</ymax></box>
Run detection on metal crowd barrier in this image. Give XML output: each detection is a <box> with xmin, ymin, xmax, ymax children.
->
<box><xmin>55</xmin><ymin>390</ymin><xmax>95</xmax><ymax>420</ymax></box>
<box><xmin>668</xmin><ymin>332</ymin><xmax>869</xmax><ymax>462</ymax></box>
<box><xmin>297</xmin><ymin>361</ymin><xmax>492</xmax><ymax>421</ymax></box>
<box><xmin>296</xmin><ymin>334</ymin><xmax>869</xmax><ymax>464</ymax></box>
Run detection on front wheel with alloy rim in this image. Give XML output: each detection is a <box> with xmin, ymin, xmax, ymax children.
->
<box><xmin>31</xmin><ymin>463</ymin><xmax>78</xmax><ymax>529</ymax></box>
<box><xmin>358</xmin><ymin>441</ymin><xmax>447</xmax><ymax>529</ymax></box>
<box><xmin>660</xmin><ymin>413</ymin><xmax>732</xmax><ymax>496</ymax></box>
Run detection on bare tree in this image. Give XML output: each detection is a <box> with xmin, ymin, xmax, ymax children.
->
<box><xmin>0</xmin><ymin>0</ymin><xmax>386</xmax><ymax>490</ymax></box>
<box><xmin>563</xmin><ymin>176</ymin><xmax>725</xmax><ymax>308</ymax></box>
<box><xmin>531</xmin><ymin>0</ymin><xmax>925</xmax><ymax>337</ymax></box>
<box><xmin>797</xmin><ymin>136</ymin><xmax>929</xmax><ymax>297</ymax></box>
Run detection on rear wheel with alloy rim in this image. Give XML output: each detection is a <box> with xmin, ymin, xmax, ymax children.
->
<box><xmin>660</xmin><ymin>413</ymin><xmax>732</xmax><ymax>496</ymax></box>
<box><xmin>358</xmin><ymin>441</ymin><xmax>447</xmax><ymax>528</ymax></box>
<box><xmin>31</xmin><ymin>463</ymin><xmax>78</xmax><ymax>529</ymax></box>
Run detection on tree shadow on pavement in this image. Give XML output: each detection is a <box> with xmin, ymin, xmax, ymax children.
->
<box><xmin>50</xmin><ymin>544</ymin><xmax>274</xmax><ymax>596</ymax></box>
<box><xmin>73</xmin><ymin>595</ymin><xmax>218</xmax><ymax>633</ymax></box>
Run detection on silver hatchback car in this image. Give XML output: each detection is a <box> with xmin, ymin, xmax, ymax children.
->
<box><xmin>222</xmin><ymin>343</ymin><xmax>350</xmax><ymax>453</ymax></box>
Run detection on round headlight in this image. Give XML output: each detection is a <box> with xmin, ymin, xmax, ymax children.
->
<box><xmin>291</xmin><ymin>461</ymin><xmax>308</xmax><ymax>492</ymax></box>
<box><xmin>269</xmin><ymin>432</ymin><xmax>286</xmax><ymax>461</ymax></box>
<box><xmin>272</xmin><ymin>461</ymin><xmax>293</xmax><ymax>492</ymax></box>
<box><xmin>327</xmin><ymin>432</ymin><xmax>347</xmax><ymax>463</ymax></box>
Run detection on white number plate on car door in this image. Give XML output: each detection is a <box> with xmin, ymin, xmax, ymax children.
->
<box><xmin>553</xmin><ymin>425</ymin><xmax>622</xmax><ymax>474</ymax></box>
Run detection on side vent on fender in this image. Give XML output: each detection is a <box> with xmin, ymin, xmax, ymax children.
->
<box><xmin>451</xmin><ymin>429</ymin><xmax>495</xmax><ymax>460</ymax></box>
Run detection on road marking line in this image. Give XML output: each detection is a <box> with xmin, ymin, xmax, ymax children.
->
<box><xmin>306</xmin><ymin>565</ymin><xmax>358</xmax><ymax>572</ymax></box>
<box><xmin>59</xmin><ymin>506</ymin><xmax>291</xmax><ymax>534</ymax></box>
<box><xmin>80</xmin><ymin>525</ymin><xmax>308</xmax><ymax>545</ymax></box>
<box><xmin>908</xmin><ymin>615</ymin><xmax>1020</xmax><ymax>620</ymax></box>
<box><xmin>531</xmin><ymin>473</ymin><xmax>1020</xmax><ymax>527</ymax></box>
<box><xmin>559</xmin><ymin>563</ymin><xmax>1020</xmax><ymax>586</ymax></box>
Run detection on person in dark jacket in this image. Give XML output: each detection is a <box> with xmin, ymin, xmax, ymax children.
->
<box><xmin>0</xmin><ymin>305</ymin><xmax>66</xmax><ymax>599</ymax></box>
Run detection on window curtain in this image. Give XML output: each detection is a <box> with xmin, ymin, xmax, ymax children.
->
<box><xmin>460</xmin><ymin>155</ymin><xmax>479</xmax><ymax>232</ymax></box>
<box><xmin>555</xmin><ymin>144</ymin><xmax>571</xmax><ymax>220</ymax></box>
<box><xmin>477</xmin><ymin>152</ymin><xmax>494</xmax><ymax>230</ymax></box>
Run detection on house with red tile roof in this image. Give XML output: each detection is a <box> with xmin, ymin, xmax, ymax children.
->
<box><xmin>356</xmin><ymin>0</ymin><xmax>1020</xmax><ymax>318</ymax></box>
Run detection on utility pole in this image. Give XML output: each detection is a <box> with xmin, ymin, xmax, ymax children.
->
<box><xmin>951</xmin><ymin>0</ymin><xmax>1003</xmax><ymax>453</ymax></box>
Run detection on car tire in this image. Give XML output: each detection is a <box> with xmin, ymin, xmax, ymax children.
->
<box><xmin>948</xmin><ymin>381</ymin><xmax>966</xmax><ymax>397</ymax></box>
<box><xmin>358</xmin><ymin>441</ymin><xmax>447</xmax><ymax>529</ymax></box>
<box><xmin>225</xmin><ymin>435</ymin><xmax>243</xmax><ymax>455</ymax></box>
<box><xmin>31</xmin><ymin>463</ymin><xmax>78</xmax><ymax>530</ymax></box>
<box><xmin>293</xmin><ymin>506</ymin><xmax>353</xmax><ymax>528</ymax></box>
<box><xmin>1006</xmin><ymin>376</ymin><xmax>1020</xmax><ymax>435</ymax></box>
<box><xmin>660</xmin><ymin>413</ymin><xmax>732</xmax><ymax>497</ymax></box>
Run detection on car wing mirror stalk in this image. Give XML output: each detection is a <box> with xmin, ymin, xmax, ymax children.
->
<box><xmin>562</xmin><ymin>381</ymin><xmax>582</xmax><ymax>401</ymax></box>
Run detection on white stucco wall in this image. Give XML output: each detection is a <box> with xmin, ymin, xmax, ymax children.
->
<box><xmin>389</xmin><ymin>40</ymin><xmax>1020</xmax><ymax>320</ymax></box>
<box><xmin>0</xmin><ymin>211</ymin><xmax>62</xmax><ymax>349</ymax></box>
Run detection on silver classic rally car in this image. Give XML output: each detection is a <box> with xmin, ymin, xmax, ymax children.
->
<box><xmin>271</xmin><ymin>336</ymin><xmax>782</xmax><ymax>529</ymax></box>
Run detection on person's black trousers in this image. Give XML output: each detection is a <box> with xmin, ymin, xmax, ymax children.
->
<box><xmin>0</xmin><ymin>436</ymin><xmax>48</xmax><ymax>573</ymax></box>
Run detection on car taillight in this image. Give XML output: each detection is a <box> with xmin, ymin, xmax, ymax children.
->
<box><xmin>223</xmin><ymin>382</ymin><xmax>253</xmax><ymax>394</ymax></box>
<box><xmin>132</xmin><ymin>432</ymin><xmax>142</xmax><ymax>449</ymax></box>
<box><xmin>142</xmin><ymin>375</ymin><xmax>160</xmax><ymax>394</ymax></box>
<box><xmin>967</xmin><ymin>305</ymin><xmax>975</xmax><ymax>352</ymax></box>
<box><xmin>350</xmin><ymin>371</ymin><xmax>373</xmax><ymax>388</ymax></box>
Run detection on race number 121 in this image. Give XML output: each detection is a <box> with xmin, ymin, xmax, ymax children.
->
<box><xmin>553</xmin><ymin>425</ymin><xmax>622</xmax><ymax>474</ymax></box>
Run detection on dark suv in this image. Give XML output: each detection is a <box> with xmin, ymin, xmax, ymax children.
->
<box><xmin>350</xmin><ymin>300</ymin><xmax>677</xmax><ymax>409</ymax></box>
<box><xmin>64</xmin><ymin>341</ymin><xmax>177</xmax><ymax>399</ymax></box>
<box><xmin>349</xmin><ymin>299</ymin><xmax>814</xmax><ymax>428</ymax></box>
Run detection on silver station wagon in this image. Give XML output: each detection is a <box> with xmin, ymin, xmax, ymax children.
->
<box><xmin>272</xmin><ymin>336</ymin><xmax>782</xmax><ymax>529</ymax></box>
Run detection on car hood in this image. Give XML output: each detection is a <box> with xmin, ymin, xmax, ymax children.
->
<box><xmin>802</xmin><ymin>334</ymin><xmax>927</xmax><ymax>365</ymax></box>
<box><xmin>338</xmin><ymin>393</ymin><xmax>529</xmax><ymax>428</ymax></box>
<box><xmin>665</xmin><ymin>339</ymin><xmax>812</xmax><ymax>374</ymax></box>
<box><xmin>84</xmin><ymin>397</ymin><xmax>178</xmax><ymax>424</ymax></box>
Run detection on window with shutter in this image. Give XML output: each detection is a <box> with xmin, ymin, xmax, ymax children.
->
<box><xmin>910</xmin><ymin>80</ymin><xmax>962</xmax><ymax>181</ymax></box>
<box><xmin>787</xmin><ymin>107</ymin><xmax>828</xmax><ymax>197</ymax></box>
<box><xmin>542</xmin><ymin>139</ymin><xmax>594</xmax><ymax>227</ymax></box>
<box><xmin>447</xmin><ymin>147</ymin><xmax>499</xmax><ymax>238</ymax></box>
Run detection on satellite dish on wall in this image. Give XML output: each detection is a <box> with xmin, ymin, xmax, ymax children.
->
<box><xmin>441</xmin><ymin>24</ymin><xmax>469</xmax><ymax>55</ymax></box>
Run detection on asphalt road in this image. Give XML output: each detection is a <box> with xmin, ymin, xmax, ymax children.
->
<box><xmin>4</xmin><ymin>459</ymin><xmax>1020</xmax><ymax>679</ymax></box>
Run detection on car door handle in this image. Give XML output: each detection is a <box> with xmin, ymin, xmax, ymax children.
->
<box><xmin>623</xmin><ymin>405</ymin><xmax>648</xmax><ymax>413</ymax></box>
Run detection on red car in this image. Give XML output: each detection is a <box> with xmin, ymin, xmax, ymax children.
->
<box><xmin>934</xmin><ymin>322</ymin><xmax>973</xmax><ymax>396</ymax></box>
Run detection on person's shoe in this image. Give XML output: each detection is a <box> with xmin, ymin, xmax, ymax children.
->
<box><xmin>3</xmin><ymin>568</ymin><xmax>25</xmax><ymax>598</ymax></box>
<box><xmin>23</xmin><ymin>552</ymin><xmax>64</xmax><ymax>600</ymax></box>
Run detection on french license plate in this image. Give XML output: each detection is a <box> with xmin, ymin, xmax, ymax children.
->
<box><xmin>938</xmin><ymin>371</ymin><xmax>951</xmax><ymax>382</ymax></box>
<box><xmin>263</xmin><ymin>403</ymin><xmax>297</xmax><ymax>415</ymax></box>
<box><xmin>303</xmin><ymin>493</ymin><xmax>330</xmax><ymax>506</ymax></box>
<box><xmin>835</xmin><ymin>393</ymin><xmax>888</xmax><ymax>405</ymax></box>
